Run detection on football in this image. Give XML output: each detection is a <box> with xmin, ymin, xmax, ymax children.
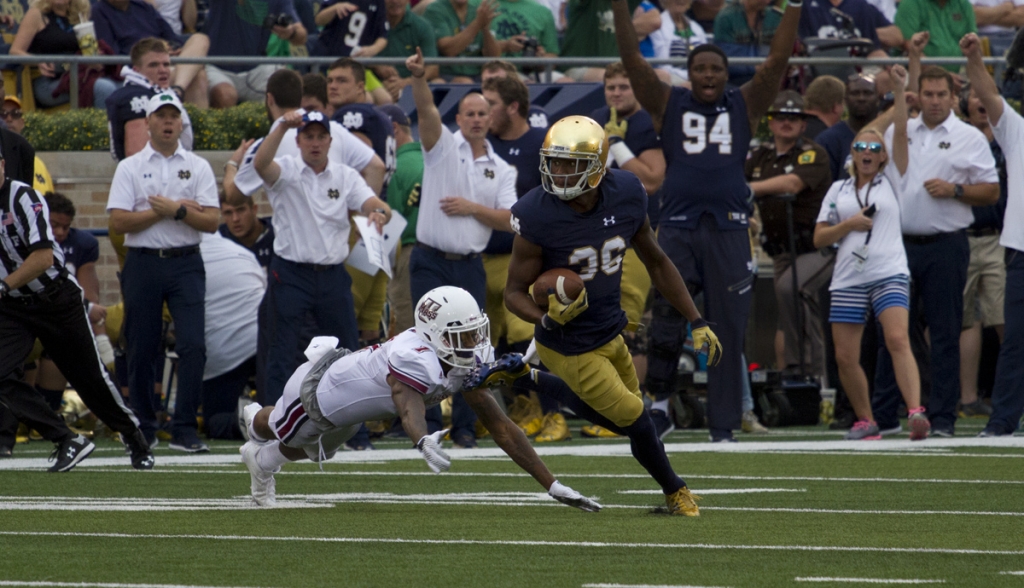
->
<box><xmin>532</xmin><ymin>268</ymin><xmax>585</xmax><ymax>309</ymax></box>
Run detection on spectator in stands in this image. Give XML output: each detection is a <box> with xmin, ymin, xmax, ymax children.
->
<box><xmin>406</xmin><ymin>48</ymin><xmax>517</xmax><ymax>446</ymax></box>
<box><xmin>803</xmin><ymin>74</ymin><xmax>845</xmax><ymax>139</ymax></box>
<box><xmin>813</xmin><ymin>65</ymin><xmax>929</xmax><ymax>441</ymax></box>
<box><xmin>424</xmin><ymin>0</ymin><xmax>501</xmax><ymax>81</ymax></box>
<box><xmin>747</xmin><ymin>91</ymin><xmax>833</xmax><ymax>379</ymax></box>
<box><xmin>152</xmin><ymin>0</ymin><xmax>197</xmax><ymax>34</ymax></box>
<box><xmin>312</xmin><ymin>0</ymin><xmax>388</xmax><ymax>57</ymax></box>
<box><xmin>559</xmin><ymin>0</ymin><xmax>649</xmax><ymax>82</ymax></box>
<box><xmin>219</xmin><ymin>188</ymin><xmax>274</xmax><ymax>269</ymax></box>
<box><xmin>107</xmin><ymin>93</ymin><xmax>220</xmax><ymax>451</ymax></box>
<box><xmin>799</xmin><ymin>0</ymin><xmax>903</xmax><ymax>52</ymax></box>
<box><xmin>816</xmin><ymin>72</ymin><xmax>881</xmax><ymax>181</ymax></box>
<box><xmin>383</xmin><ymin>104</ymin><xmax>421</xmax><ymax>334</ymax></box>
<box><xmin>654</xmin><ymin>0</ymin><xmax>709</xmax><ymax>85</ymax></box>
<box><xmin>92</xmin><ymin>0</ymin><xmax>210</xmax><ymax>106</ymax></box>
<box><xmin>869</xmin><ymin>65</ymin><xmax>999</xmax><ymax>438</ymax></box>
<box><xmin>202</xmin><ymin>0</ymin><xmax>306</xmax><ymax>107</ymax></box>
<box><xmin>489</xmin><ymin>0</ymin><xmax>559</xmax><ymax>58</ymax></box>
<box><xmin>970</xmin><ymin>0</ymin><xmax>1024</xmax><ymax>74</ymax></box>
<box><xmin>688</xmin><ymin>0</ymin><xmax>725</xmax><ymax>30</ymax></box>
<box><xmin>11</xmin><ymin>0</ymin><xmax>121</xmax><ymax>109</ymax></box>
<box><xmin>106</xmin><ymin>38</ymin><xmax>195</xmax><ymax>161</ymax></box>
<box><xmin>958</xmin><ymin>85</ymin><xmax>1007</xmax><ymax>418</ymax></box>
<box><xmin>0</xmin><ymin>93</ymin><xmax>52</xmax><ymax>192</ymax></box>
<box><xmin>894</xmin><ymin>0</ymin><xmax>977</xmax><ymax>69</ymax></box>
<box><xmin>375</xmin><ymin>0</ymin><xmax>440</xmax><ymax>102</ymax></box>
<box><xmin>200</xmin><ymin>232</ymin><xmax>265</xmax><ymax>440</ymax></box>
<box><xmin>962</xmin><ymin>32</ymin><xmax>1024</xmax><ymax>437</ymax></box>
<box><xmin>713</xmin><ymin>0</ymin><xmax>782</xmax><ymax>85</ymax></box>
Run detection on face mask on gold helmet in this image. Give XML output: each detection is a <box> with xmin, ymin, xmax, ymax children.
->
<box><xmin>539</xmin><ymin>116</ymin><xmax>609</xmax><ymax>201</ymax></box>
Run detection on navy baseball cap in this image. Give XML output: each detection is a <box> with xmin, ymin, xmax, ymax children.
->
<box><xmin>299</xmin><ymin>110</ymin><xmax>330</xmax><ymax>133</ymax></box>
<box><xmin>379</xmin><ymin>104</ymin><xmax>410</xmax><ymax>127</ymax></box>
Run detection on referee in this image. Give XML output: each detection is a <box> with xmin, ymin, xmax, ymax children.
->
<box><xmin>0</xmin><ymin>156</ymin><xmax>155</xmax><ymax>471</ymax></box>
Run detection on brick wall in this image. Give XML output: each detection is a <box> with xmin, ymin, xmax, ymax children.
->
<box><xmin>38</xmin><ymin>151</ymin><xmax>272</xmax><ymax>307</ymax></box>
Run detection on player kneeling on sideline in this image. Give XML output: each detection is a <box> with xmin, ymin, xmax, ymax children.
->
<box><xmin>239</xmin><ymin>286</ymin><xmax>601</xmax><ymax>511</ymax></box>
<box><xmin>500</xmin><ymin>115</ymin><xmax>723</xmax><ymax>516</ymax></box>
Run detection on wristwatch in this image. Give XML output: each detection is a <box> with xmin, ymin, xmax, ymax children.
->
<box><xmin>174</xmin><ymin>205</ymin><xmax>188</xmax><ymax>221</ymax></box>
<box><xmin>953</xmin><ymin>184</ymin><xmax>964</xmax><ymax>200</ymax></box>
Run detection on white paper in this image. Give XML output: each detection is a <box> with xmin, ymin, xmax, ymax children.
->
<box><xmin>349</xmin><ymin>212</ymin><xmax>407</xmax><ymax>279</ymax></box>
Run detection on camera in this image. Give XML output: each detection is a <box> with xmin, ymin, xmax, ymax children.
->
<box><xmin>263</xmin><ymin>13</ymin><xmax>294</xmax><ymax>29</ymax></box>
<box><xmin>520</xmin><ymin>36</ymin><xmax>540</xmax><ymax>57</ymax></box>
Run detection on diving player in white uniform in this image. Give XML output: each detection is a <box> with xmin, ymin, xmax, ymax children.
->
<box><xmin>239</xmin><ymin>286</ymin><xmax>601</xmax><ymax>512</ymax></box>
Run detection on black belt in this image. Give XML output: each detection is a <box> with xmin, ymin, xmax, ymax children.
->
<box><xmin>130</xmin><ymin>245</ymin><xmax>200</xmax><ymax>258</ymax></box>
<box><xmin>902</xmin><ymin>230</ymin><xmax>963</xmax><ymax>246</ymax></box>
<box><xmin>295</xmin><ymin>262</ymin><xmax>337</xmax><ymax>272</ymax></box>
<box><xmin>967</xmin><ymin>227</ymin><xmax>1000</xmax><ymax>238</ymax></box>
<box><xmin>416</xmin><ymin>242</ymin><xmax>480</xmax><ymax>261</ymax></box>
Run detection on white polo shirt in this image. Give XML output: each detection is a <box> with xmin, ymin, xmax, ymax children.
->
<box><xmin>266</xmin><ymin>155</ymin><xmax>376</xmax><ymax>265</ymax></box>
<box><xmin>884</xmin><ymin>112</ymin><xmax>999</xmax><ymax>236</ymax></box>
<box><xmin>417</xmin><ymin>127</ymin><xmax>518</xmax><ymax>255</ymax></box>
<box><xmin>200</xmin><ymin>232</ymin><xmax>265</xmax><ymax>380</ymax></box>
<box><xmin>233</xmin><ymin>113</ymin><xmax>376</xmax><ymax>197</ymax></box>
<box><xmin>992</xmin><ymin>99</ymin><xmax>1024</xmax><ymax>253</ymax></box>
<box><xmin>106</xmin><ymin>142</ymin><xmax>218</xmax><ymax>248</ymax></box>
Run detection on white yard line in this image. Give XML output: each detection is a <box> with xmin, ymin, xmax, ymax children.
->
<box><xmin>795</xmin><ymin>578</ymin><xmax>945</xmax><ymax>584</ymax></box>
<box><xmin>1</xmin><ymin>531</ymin><xmax>1022</xmax><ymax>556</ymax></box>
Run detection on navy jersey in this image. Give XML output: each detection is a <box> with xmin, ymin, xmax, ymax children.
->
<box><xmin>660</xmin><ymin>86</ymin><xmax>753</xmax><ymax>230</ymax></box>
<box><xmin>528</xmin><ymin>105</ymin><xmax>550</xmax><ymax>130</ymax></box>
<box><xmin>106</xmin><ymin>83</ymin><xmax>156</xmax><ymax>161</ymax></box>
<box><xmin>312</xmin><ymin>0</ymin><xmax>387</xmax><ymax>56</ymax></box>
<box><xmin>484</xmin><ymin>127</ymin><xmax>548</xmax><ymax>254</ymax></box>
<box><xmin>218</xmin><ymin>217</ymin><xmax>275</xmax><ymax>268</ymax></box>
<box><xmin>589</xmin><ymin>106</ymin><xmax>662</xmax><ymax>159</ymax></box>
<box><xmin>333</xmin><ymin>103</ymin><xmax>396</xmax><ymax>185</ymax></box>
<box><xmin>59</xmin><ymin>228</ymin><xmax>100</xmax><ymax>277</ymax></box>
<box><xmin>511</xmin><ymin>169</ymin><xmax>647</xmax><ymax>354</ymax></box>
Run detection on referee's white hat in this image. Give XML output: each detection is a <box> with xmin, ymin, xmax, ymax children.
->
<box><xmin>146</xmin><ymin>92</ymin><xmax>185</xmax><ymax>116</ymax></box>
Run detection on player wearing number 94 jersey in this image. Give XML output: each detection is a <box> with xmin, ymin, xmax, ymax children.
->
<box><xmin>502</xmin><ymin>116</ymin><xmax>722</xmax><ymax>516</ymax></box>
<box><xmin>611</xmin><ymin>0</ymin><xmax>802</xmax><ymax>442</ymax></box>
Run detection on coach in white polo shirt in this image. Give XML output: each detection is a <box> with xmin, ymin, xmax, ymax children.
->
<box><xmin>962</xmin><ymin>33</ymin><xmax>1024</xmax><ymax>437</ymax></box>
<box><xmin>406</xmin><ymin>48</ymin><xmax>517</xmax><ymax>448</ymax></box>
<box><xmin>253</xmin><ymin>109</ymin><xmax>391</xmax><ymax>404</ymax></box>
<box><xmin>107</xmin><ymin>92</ymin><xmax>220</xmax><ymax>453</ymax></box>
<box><xmin>874</xmin><ymin>65</ymin><xmax>1000</xmax><ymax>438</ymax></box>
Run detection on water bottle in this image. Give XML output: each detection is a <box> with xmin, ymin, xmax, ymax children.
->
<box><xmin>827</xmin><ymin>202</ymin><xmax>839</xmax><ymax>226</ymax></box>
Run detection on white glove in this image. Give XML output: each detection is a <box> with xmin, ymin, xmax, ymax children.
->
<box><xmin>548</xmin><ymin>480</ymin><xmax>602</xmax><ymax>512</ymax></box>
<box><xmin>416</xmin><ymin>429</ymin><xmax>451</xmax><ymax>473</ymax></box>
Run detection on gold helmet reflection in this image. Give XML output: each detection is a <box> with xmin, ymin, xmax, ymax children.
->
<box><xmin>540</xmin><ymin>116</ymin><xmax>609</xmax><ymax>200</ymax></box>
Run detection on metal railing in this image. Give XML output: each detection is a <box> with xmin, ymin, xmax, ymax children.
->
<box><xmin>0</xmin><ymin>54</ymin><xmax>1009</xmax><ymax>108</ymax></box>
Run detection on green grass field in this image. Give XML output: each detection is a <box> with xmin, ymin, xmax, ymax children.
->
<box><xmin>1</xmin><ymin>420</ymin><xmax>1023</xmax><ymax>588</ymax></box>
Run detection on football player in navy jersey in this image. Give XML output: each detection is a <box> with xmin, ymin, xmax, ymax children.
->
<box><xmin>327</xmin><ymin>58</ymin><xmax>398</xmax><ymax>184</ymax></box>
<box><xmin>312</xmin><ymin>0</ymin><xmax>388</xmax><ymax>58</ymax></box>
<box><xmin>481</xmin><ymin>60</ymin><xmax>550</xmax><ymax>129</ymax></box>
<box><xmin>218</xmin><ymin>190</ymin><xmax>275</xmax><ymax>270</ymax></box>
<box><xmin>613</xmin><ymin>0</ymin><xmax>801</xmax><ymax>442</ymax></box>
<box><xmin>502</xmin><ymin>116</ymin><xmax>722</xmax><ymax>516</ymax></box>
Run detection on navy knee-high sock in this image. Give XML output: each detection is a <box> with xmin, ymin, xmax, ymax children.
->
<box><xmin>513</xmin><ymin>369</ymin><xmax>686</xmax><ymax>494</ymax></box>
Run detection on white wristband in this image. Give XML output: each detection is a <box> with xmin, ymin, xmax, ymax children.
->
<box><xmin>608</xmin><ymin>140</ymin><xmax>636</xmax><ymax>166</ymax></box>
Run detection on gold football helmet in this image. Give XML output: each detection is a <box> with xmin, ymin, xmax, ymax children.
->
<box><xmin>540</xmin><ymin>116</ymin><xmax>609</xmax><ymax>200</ymax></box>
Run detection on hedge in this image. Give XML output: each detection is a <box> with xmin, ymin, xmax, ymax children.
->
<box><xmin>23</xmin><ymin>101</ymin><xmax>270</xmax><ymax>151</ymax></box>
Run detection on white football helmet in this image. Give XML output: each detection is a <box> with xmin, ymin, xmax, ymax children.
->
<box><xmin>414</xmin><ymin>286</ymin><xmax>490</xmax><ymax>368</ymax></box>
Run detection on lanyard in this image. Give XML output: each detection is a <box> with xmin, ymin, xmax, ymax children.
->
<box><xmin>853</xmin><ymin>179</ymin><xmax>875</xmax><ymax>245</ymax></box>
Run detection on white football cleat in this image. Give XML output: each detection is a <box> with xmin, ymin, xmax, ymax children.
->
<box><xmin>240</xmin><ymin>441</ymin><xmax>276</xmax><ymax>507</ymax></box>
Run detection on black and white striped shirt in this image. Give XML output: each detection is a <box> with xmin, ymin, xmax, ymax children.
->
<box><xmin>0</xmin><ymin>178</ymin><xmax>66</xmax><ymax>296</ymax></box>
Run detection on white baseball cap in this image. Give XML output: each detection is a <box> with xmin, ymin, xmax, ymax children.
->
<box><xmin>146</xmin><ymin>92</ymin><xmax>185</xmax><ymax>116</ymax></box>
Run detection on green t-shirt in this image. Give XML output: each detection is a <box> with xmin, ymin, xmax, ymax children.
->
<box><xmin>387</xmin><ymin>142</ymin><xmax>424</xmax><ymax>246</ymax></box>
<box><xmin>424</xmin><ymin>0</ymin><xmax>485</xmax><ymax>76</ymax></box>
<box><xmin>894</xmin><ymin>0</ymin><xmax>976</xmax><ymax>70</ymax></box>
<box><xmin>712</xmin><ymin>1</ymin><xmax>782</xmax><ymax>47</ymax></box>
<box><xmin>560</xmin><ymin>0</ymin><xmax>641</xmax><ymax>58</ymax></box>
<box><xmin>378</xmin><ymin>9</ymin><xmax>439</xmax><ymax>78</ymax></box>
<box><xmin>490</xmin><ymin>0</ymin><xmax>559</xmax><ymax>56</ymax></box>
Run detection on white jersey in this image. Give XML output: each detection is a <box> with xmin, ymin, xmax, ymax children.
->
<box><xmin>314</xmin><ymin>330</ymin><xmax>494</xmax><ymax>426</ymax></box>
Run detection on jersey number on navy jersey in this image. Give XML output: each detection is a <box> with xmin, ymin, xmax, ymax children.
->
<box><xmin>345</xmin><ymin>12</ymin><xmax>368</xmax><ymax>48</ymax></box>
<box><xmin>569</xmin><ymin>236</ymin><xmax>626</xmax><ymax>281</ymax></box>
<box><xmin>682</xmin><ymin>112</ymin><xmax>732</xmax><ymax>155</ymax></box>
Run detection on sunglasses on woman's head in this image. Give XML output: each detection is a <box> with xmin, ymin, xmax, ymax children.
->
<box><xmin>852</xmin><ymin>141</ymin><xmax>883</xmax><ymax>153</ymax></box>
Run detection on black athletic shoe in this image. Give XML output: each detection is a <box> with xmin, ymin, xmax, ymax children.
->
<box><xmin>0</xmin><ymin>445</ymin><xmax>12</xmax><ymax>458</ymax></box>
<box><xmin>650</xmin><ymin>409</ymin><xmax>676</xmax><ymax>440</ymax></box>
<box><xmin>169</xmin><ymin>431</ymin><xmax>210</xmax><ymax>453</ymax></box>
<box><xmin>47</xmin><ymin>434</ymin><xmax>95</xmax><ymax>472</ymax></box>
<box><xmin>123</xmin><ymin>430</ymin><xmax>156</xmax><ymax>470</ymax></box>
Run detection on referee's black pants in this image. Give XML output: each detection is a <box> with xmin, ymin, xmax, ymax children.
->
<box><xmin>0</xmin><ymin>277</ymin><xmax>142</xmax><ymax>441</ymax></box>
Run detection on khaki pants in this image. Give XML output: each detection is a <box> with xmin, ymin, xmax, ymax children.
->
<box><xmin>772</xmin><ymin>251</ymin><xmax>834</xmax><ymax>377</ymax></box>
<box><xmin>388</xmin><ymin>245</ymin><xmax>415</xmax><ymax>334</ymax></box>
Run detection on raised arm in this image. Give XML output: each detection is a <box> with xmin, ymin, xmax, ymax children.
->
<box><xmin>406</xmin><ymin>48</ymin><xmax>442</xmax><ymax>152</ymax></box>
<box><xmin>741</xmin><ymin>2</ymin><xmax>802</xmax><ymax>133</ymax></box>
<box><xmin>960</xmin><ymin>33</ymin><xmax>1004</xmax><ymax>125</ymax></box>
<box><xmin>254</xmin><ymin>114</ymin><xmax>301</xmax><ymax>185</ymax></box>
<box><xmin>612</xmin><ymin>0</ymin><xmax>670</xmax><ymax>132</ymax></box>
<box><xmin>906</xmin><ymin>31</ymin><xmax>928</xmax><ymax>96</ymax></box>
<box><xmin>889</xmin><ymin>65</ymin><xmax>909</xmax><ymax>176</ymax></box>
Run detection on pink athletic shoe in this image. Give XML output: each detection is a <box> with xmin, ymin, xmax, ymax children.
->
<box><xmin>908</xmin><ymin>407</ymin><xmax>930</xmax><ymax>441</ymax></box>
